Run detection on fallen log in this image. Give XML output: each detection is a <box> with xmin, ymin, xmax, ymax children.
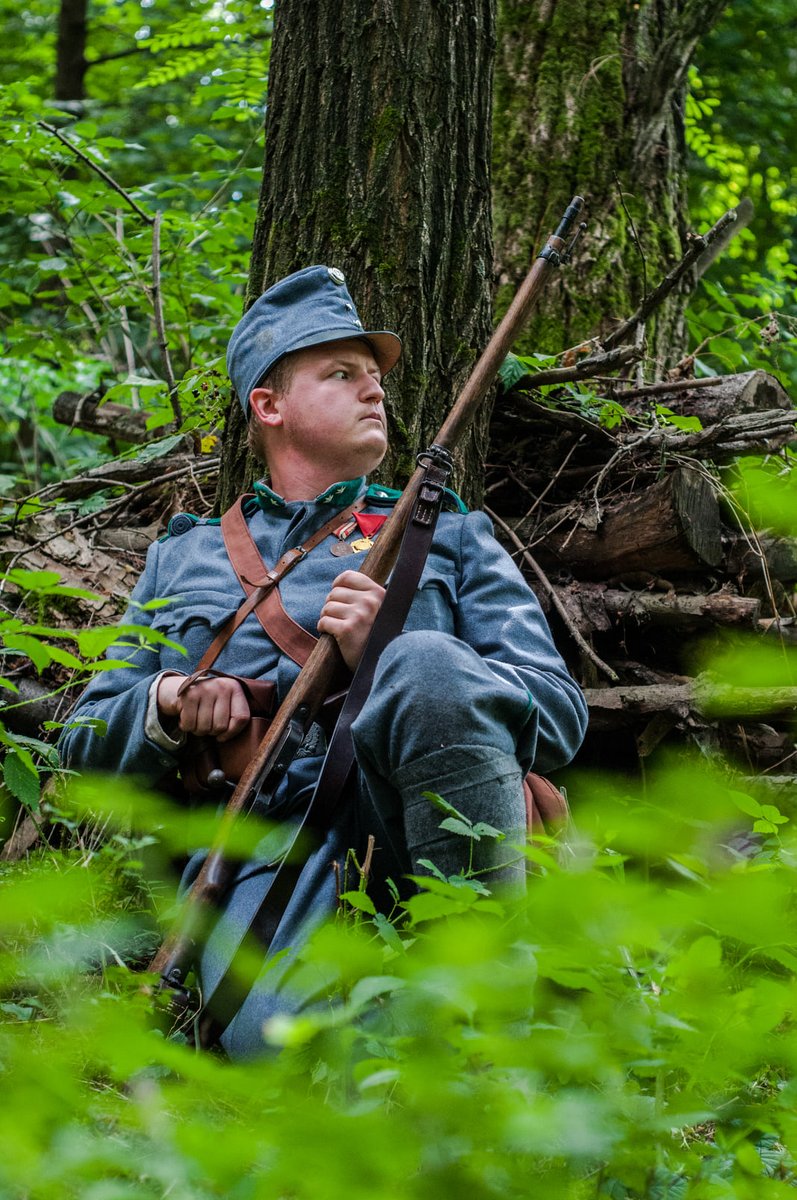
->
<box><xmin>533</xmin><ymin>467</ymin><xmax>722</xmax><ymax>579</ymax></box>
<box><xmin>14</xmin><ymin>451</ymin><xmax>216</xmax><ymax>505</ymax></box>
<box><xmin>0</xmin><ymin>676</ymin><xmax>64</xmax><ymax>736</ymax></box>
<box><xmin>621</xmin><ymin>408</ymin><xmax>796</xmax><ymax>463</ymax></box>
<box><xmin>744</xmin><ymin>776</ymin><xmax>797</xmax><ymax>812</ymax></box>
<box><xmin>53</xmin><ymin>391</ymin><xmax>174</xmax><ymax>444</ymax></box>
<box><xmin>584</xmin><ymin>678</ymin><xmax>797</xmax><ymax>725</ymax></box>
<box><xmin>599</xmin><ymin>587</ymin><xmax>761</xmax><ymax>630</ymax></box>
<box><xmin>726</xmin><ymin>534</ymin><xmax>797</xmax><ymax>583</ymax></box>
<box><xmin>618</xmin><ymin>370</ymin><xmax>791</xmax><ymax>424</ymax></box>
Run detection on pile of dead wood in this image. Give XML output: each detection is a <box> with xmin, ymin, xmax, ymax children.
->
<box><xmin>487</xmin><ymin>367</ymin><xmax>797</xmax><ymax>790</ymax></box>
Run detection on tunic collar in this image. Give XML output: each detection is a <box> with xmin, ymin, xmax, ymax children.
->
<box><xmin>252</xmin><ymin>475</ymin><xmax>365</xmax><ymax>513</ymax></box>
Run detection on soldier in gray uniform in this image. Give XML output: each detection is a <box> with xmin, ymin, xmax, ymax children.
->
<box><xmin>60</xmin><ymin>265</ymin><xmax>588</xmax><ymax>1057</ymax></box>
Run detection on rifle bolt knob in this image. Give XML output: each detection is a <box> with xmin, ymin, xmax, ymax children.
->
<box><xmin>207</xmin><ymin>768</ymin><xmax>227</xmax><ymax>789</ymax></box>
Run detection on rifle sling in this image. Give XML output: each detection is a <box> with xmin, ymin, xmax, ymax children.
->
<box><xmin>198</xmin><ymin>457</ymin><xmax>452</xmax><ymax>1044</ymax></box>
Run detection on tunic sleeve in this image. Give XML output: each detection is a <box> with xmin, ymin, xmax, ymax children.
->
<box><xmin>454</xmin><ymin>511</ymin><xmax>588</xmax><ymax>772</ymax></box>
<box><xmin>57</xmin><ymin>539</ymin><xmax>186</xmax><ymax>782</ymax></box>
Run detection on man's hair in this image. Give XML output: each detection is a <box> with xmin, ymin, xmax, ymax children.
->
<box><xmin>246</xmin><ymin>354</ymin><xmax>296</xmax><ymax>465</ymax></box>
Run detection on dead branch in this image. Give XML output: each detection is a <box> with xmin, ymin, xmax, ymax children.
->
<box><xmin>584</xmin><ymin>678</ymin><xmax>797</xmax><ymax>721</ymax></box>
<box><xmin>622</xmin><ymin>408</ymin><xmax>796</xmax><ymax>462</ymax></box>
<box><xmin>151</xmin><ymin>211</ymin><xmax>182</xmax><ymax>426</ymax></box>
<box><xmin>38</xmin><ymin>121</ymin><xmax>154</xmax><ymax>226</ymax></box>
<box><xmin>9</xmin><ymin>452</ymin><xmax>216</xmax><ymax>507</ymax></box>
<box><xmin>512</xmin><ymin>343</ymin><xmax>643</xmax><ymax>390</ymax></box>
<box><xmin>614</xmin><ymin>375</ymin><xmax>725</xmax><ymax>401</ymax></box>
<box><xmin>601</xmin><ymin>208</ymin><xmax>739</xmax><ymax>352</ymax></box>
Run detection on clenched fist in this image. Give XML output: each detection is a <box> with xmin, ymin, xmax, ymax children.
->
<box><xmin>317</xmin><ymin>570</ymin><xmax>386</xmax><ymax>670</ymax></box>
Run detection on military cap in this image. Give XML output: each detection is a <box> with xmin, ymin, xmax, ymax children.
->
<box><xmin>227</xmin><ymin>265</ymin><xmax>402</xmax><ymax>414</ymax></box>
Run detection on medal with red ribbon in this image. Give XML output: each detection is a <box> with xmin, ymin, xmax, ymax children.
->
<box><xmin>330</xmin><ymin>511</ymin><xmax>389</xmax><ymax>556</ymax></box>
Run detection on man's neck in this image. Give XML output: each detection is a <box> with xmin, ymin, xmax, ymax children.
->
<box><xmin>267</xmin><ymin>451</ymin><xmax>370</xmax><ymax>502</ymax></box>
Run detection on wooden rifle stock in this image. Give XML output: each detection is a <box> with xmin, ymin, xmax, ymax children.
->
<box><xmin>149</xmin><ymin>195</ymin><xmax>586</xmax><ymax>990</ymax></box>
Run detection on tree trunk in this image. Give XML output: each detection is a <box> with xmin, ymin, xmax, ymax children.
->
<box><xmin>55</xmin><ymin>0</ymin><xmax>88</xmax><ymax>102</ymax></box>
<box><xmin>492</xmin><ymin>0</ymin><xmax>727</xmax><ymax>370</ymax></box>
<box><xmin>219</xmin><ymin>0</ymin><xmax>496</xmax><ymax>512</ymax></box>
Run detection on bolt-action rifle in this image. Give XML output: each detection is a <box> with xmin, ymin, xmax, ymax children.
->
<box><xmin>149</xmin><ymin>196</ymin><xmax>587</xmax><ymax>1027</ymax></box>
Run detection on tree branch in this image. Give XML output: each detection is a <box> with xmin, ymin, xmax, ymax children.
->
<box><xmin>601</xmin><ymin>208</ymin><xmax>738</xmax><ymax>352</ymax></box>
<box><xmin>38</xmin><ymin>121</ymin><xmax>154</xmax><ymax>225</ymax></box>
<box><xmin>511</xmin><ymin>343</ymin><xmax>643</xmax><ymax>390</ymax></box>
<box><xmin>151</xmin><ymin>211</ymin><xmax>182</xmax><ymax>426</ymax></box>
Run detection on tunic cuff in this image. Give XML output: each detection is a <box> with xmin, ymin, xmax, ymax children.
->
<box><xmin>145</xmin><ymin>673</ymin><xmax>187</xmax><ymax>752</ymax></box>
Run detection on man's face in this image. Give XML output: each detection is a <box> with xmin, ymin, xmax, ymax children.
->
<box><xmin>251</xmin><ymin>339</ymin><xmax>388</xmax><ymax>481</ymax></box>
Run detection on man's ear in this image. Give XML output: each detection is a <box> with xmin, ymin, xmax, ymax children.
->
<box><xmin>249</xmin><ymin>387</ymin><xmax>283</xmax><ymax>427</ymax></box>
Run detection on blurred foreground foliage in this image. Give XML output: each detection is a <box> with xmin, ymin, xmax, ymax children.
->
<box><xmin>2</xmin><ymin>759</ymin><xmax>797</xmax><ymax>1198</ymax></box>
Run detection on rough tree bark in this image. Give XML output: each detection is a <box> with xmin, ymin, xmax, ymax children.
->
<box><xmin>218</xmin><ymin>0</ymin><xmax>496</xmax><ymax>511</ymax></box>
<box><xmin>492</xmin><ymin>0</ymin><xmax>728</xmax><ymax>370</ymax></box>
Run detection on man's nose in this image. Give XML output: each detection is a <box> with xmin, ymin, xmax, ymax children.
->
<box><xmin>359</xmin><ymin>373</ymin><xmax>385</xmax><ymax>403</ymax></box>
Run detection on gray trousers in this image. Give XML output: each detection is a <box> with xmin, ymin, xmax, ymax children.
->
<box><xmin>208</xmin><ymin>630</ymin><xmax>531</xmax><ymax>1057</ymax></box>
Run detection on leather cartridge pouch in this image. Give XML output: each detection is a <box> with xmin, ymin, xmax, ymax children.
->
<box><xmin>177</xmin><ymin>671</ymin><xmax>278</xmax><ymax>797</ymax></box>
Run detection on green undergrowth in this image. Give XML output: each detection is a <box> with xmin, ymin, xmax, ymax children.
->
<box><xmin>1</xmin><ymin>759</ymin><xmax>797</xmax><ymax>1199</ymax></box>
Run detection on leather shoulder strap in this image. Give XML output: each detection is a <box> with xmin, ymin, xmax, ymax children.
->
<box><xmin>221</xmin><ymin>496</ymin><xmax>318</xmax><ymax>667</ymax></box>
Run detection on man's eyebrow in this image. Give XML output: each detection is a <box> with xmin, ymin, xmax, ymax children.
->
<box><xmin>325</xmin><ymin>353</ymin><xmax>381</xmax><ymax>375</ymax></box>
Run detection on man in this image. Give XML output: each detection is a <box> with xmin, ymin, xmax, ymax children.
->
<box><xmin>60</xmin><ymin>265</ymin><xmax>588</xmax><ymax>1056</ymax></box>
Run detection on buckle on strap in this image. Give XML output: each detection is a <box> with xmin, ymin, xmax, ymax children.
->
<box><xmin>413</xmin><ymin>443</ymin><xmax>453</xmax><ymax>528</ymax></box>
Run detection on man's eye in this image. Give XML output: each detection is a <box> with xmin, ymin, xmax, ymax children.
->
<box><xmin>332</xmin><ymin>369</ymin><xmax>348</xmax><ymax>379</ymax></box>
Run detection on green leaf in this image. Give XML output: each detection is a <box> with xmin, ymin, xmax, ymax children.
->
<box><xmin>414</xmin><ymin>858</ymin><xmax>447</xmax><ymax>881</ymax></box>
<box><xmin>46</xmin><ymin>645</ymin><xmax>86</xmax><ymax>671</ymax></box>
<box><xmin>730</xmin><ymin>791</ymin><xmax>763</xmax><ymax>818</ymax></box>
<box><xmin>2</xmin><ymin>633</ymin><xmax>52</xmax><ymax>672</ymax></box>
<box><xmin>75</xmin><ymin>629</ymin><xmax>115</xmax><ymax>658</ymax></box>
<box><xmin>372</xmin><ymin>912</ymin><xmax>405</xmax><ymax>952</ymax></box>
<box><xmin>339</xmin><ymin>890</ymin><xmax>376</xmax><ymax>916</ymax></box>
<box><xmin>348</xmin><ymin>975</ymin><xmax>405</xmax><ymax>1012</ymax></box>
<box><xmin>471</xmin><ymin>821</ymin><xmax>505</xmax><ymax>840</ymax></box>
<box><xmin>4</xmin><ymin>568</ymin><xmax>61</xmax><ymax>592</ymax></box>
<box><xmin>422</xmin><ymin>791</ymin><xmax>470</xmax><ymax>821</ymax></box>
<box><xmin>3</xmin><ymin>750</ymin><xmax>41</xmax><ymax>810</ymax></box>
<box><xmin>129</xmin><ymin>596</ymin><xmax>182</xmax><ymax>612</ymax></box>
<box><xmin>439</xmin><ymin>816</ymin><xmax>478</xmax><ymax>839</ymax></box>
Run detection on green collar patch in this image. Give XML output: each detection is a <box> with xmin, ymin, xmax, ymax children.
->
<box><xmin>252</xmin><ymin>476</ymin><xmax>364</xmax><ymax>513</ymax></box>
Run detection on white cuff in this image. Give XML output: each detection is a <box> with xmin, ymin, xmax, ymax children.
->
<box><xmin>145</xmin><ymin>673</ymin><xmax>187</xmax><ymax>751</ymax></box>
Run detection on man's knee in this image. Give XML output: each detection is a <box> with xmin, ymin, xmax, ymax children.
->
<box><xmin>352</xmin><ymin>630</ymin><xmax>530</xmax><ymax>778</ymax></box>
